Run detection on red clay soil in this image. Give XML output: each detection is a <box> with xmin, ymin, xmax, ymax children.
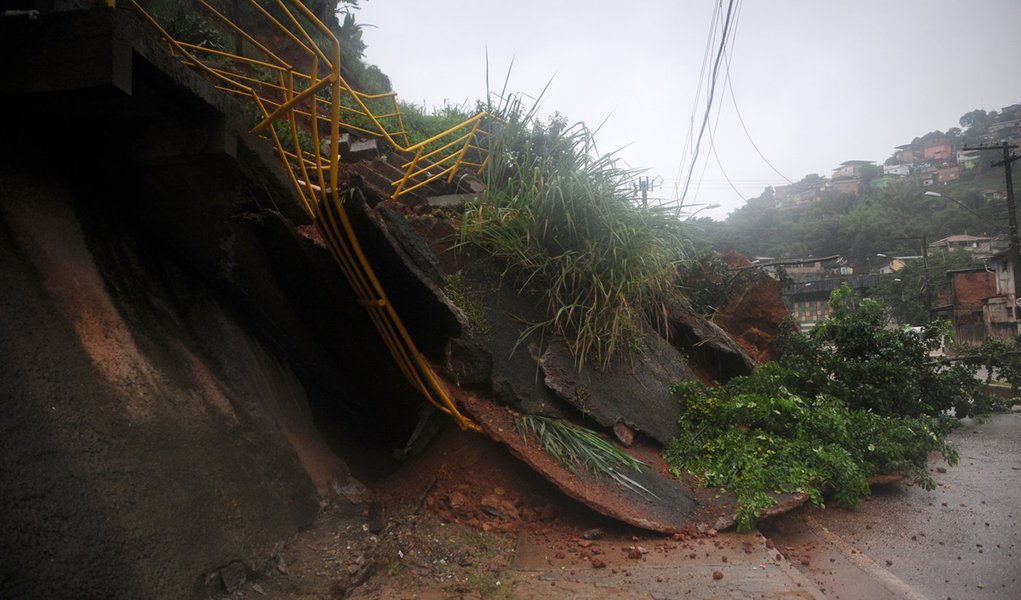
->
<box><xmin>713</xmin><ymin>251</ymin><xmax>789</xmax><ymax>363</ymax></box>
<box><xmin>375</xmin><ymin>414</ymin><xmax>628</xmax><ymax>539</ymax></box>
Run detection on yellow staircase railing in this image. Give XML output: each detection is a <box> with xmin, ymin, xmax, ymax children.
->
<box><xmin>125</xmin><ymin>0</ymin><xmax>481</xmax><ymax>431</ymax></box>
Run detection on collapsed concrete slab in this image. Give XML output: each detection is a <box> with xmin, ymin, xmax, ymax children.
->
<box><xmin>459</xmin><ymin>394</ymin><xmax>699</xmax><ymax>533</ymax></box>
<box><xmin>539</xmin><ymin>327</ymin><xmax>695</xmax><ymax>446</ymax></box>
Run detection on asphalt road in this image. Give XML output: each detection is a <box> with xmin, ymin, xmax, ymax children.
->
<box><xmin>762</xmin><ymin>409</ymin><xmax>1021</xmax><ymax>600</ymax></box>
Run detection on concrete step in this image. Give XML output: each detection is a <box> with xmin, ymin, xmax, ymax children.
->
<box><xmin>349</xmin><ymin>161</ymin><xmax>428</xmax><ymax>207</ymax></box>
<box><xmin>425</xmin><ymin>193</ymin><xmax>482</xmax><ymax>211</ymax></box>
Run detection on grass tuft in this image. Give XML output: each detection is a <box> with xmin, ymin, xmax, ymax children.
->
<box><xmin>461</xmin><ymin>92</ymin><xmax>689</xmax><ymax>369</ymax></box>
<box><xmin>516</xmin><ymin>415</ymin><xmax>656</xmax><ymax>499</ymax></box>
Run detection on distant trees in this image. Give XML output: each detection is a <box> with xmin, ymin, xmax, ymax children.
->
<box><xmin>701</xmin><ymin>102</ymin><xmax>1019</xmax><ymax>270</ymax></box>
<box><xmin>912</xmin><ymin>130</ymin><xmax>947</xmax><ymax>145</ymax></box>
<box><xmin>871</xmin><ymin>249</ymin><xmax>980</xmax><ymax>325</ymax></box>
<box><xmin>701</xmin><ymin>169</ymin><xmax>1010</xmax><ymax>273</ymax></box>
<box><xmin>959</xmin><ymin>109</ymin><xmax>1001</xmax><ymax>144</ymax></box>
<box><xmin>959</xmin><ymin>109</ymin><xmax>997</xmax><ymax>131</ymax></box>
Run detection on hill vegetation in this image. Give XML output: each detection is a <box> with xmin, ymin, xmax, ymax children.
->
<box><xmin>693</xmin><ymin>105</ymin><xmax>1018</xmax><ymax>270</ymax></box>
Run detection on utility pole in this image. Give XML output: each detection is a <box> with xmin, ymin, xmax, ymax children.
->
<box><xmin>635</xmin><ymin>176</ymin><xmax>654</xmax><ymax>209</ymax></box>
<box><xmin>895</xmin><ymin>235</ymin><xmax>930</xmax><ymax>321</ymax></box>
<box><xmin>965</xmin><ymin>142</ymin><xmax>1021</xmax><ymax>329</ymax></box>
<box><xmin>920</xmin><ymin>235</ymin><xmax>930</xmax><ymax>321</ymax></box>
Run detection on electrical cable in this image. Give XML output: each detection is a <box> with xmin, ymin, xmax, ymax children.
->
<box><xmin>721</xmin><ymin>41</ymin><xmax>794</xmax><ymax>185</ymax></box>
<box><xmin>672</xmin><ymin>1</ymin><xmax>723</xmax><ymax>201</ymax></box>
<box><xmin>689</xmin><ymin>0</ymin><xmax>746</xmax><ymax>207</ymax></box>
<box><xmin>708</xmin><ymin>123</ymin><xmax>747</xmax><ymax>201</ymax></box>
<box><xmin>678</xmin><ymin>0</ymin><xmax>737</xmax><ymax>204</ymax></box>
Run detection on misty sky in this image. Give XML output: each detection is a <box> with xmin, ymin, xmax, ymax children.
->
<box><xmin>355</xmin><ymin>1</ymin><xmax>1021</xmax><ymax>220</ymax></box>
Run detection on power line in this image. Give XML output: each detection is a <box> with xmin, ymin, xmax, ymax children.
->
<box><xmin>708</xmin><ymin>125</ymin><xmax>748</xmax><ymax>201</ymax></box>
<box><xmin>672</xmin><ymin>1</ymin><xmax>723</xmax><ymax>201</ymax></box>
<box><xmin>678</xmin><ymin>0</ymin><xmax>738</xmax><ymax>204</ymax></box>
<box><xmin>690</xmin><ymin>0</ymin><xmax>748</xmax><ymax>206</ymax></box>
<box><xmin>705</xmin><ymin>0</ymin><xmax>750</xmax><ymax>204</ymax></box>
<box><xmin>721</xmin><ymin>41</ymin><xmax>793</xmax><ymax>185</ymax></box>
<box><xmin>691</xmin><ymin>58</ymin><xmax>732</xmax><ymax>206</ymax></box>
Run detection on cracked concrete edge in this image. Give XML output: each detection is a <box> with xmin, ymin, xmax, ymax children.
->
<box><xmin>765</xmin><ymin>541</ymin><xmax>830</xmax><ymax>599</ymax></box>
<box><xmin>510</xmin><ymin>533</ymin><xmax>827</xmax><ymax>599</ymax></box>
<box><xmin>803</xmin><ymin>515</ymin><xmax>928</xmax><ymax>600</ymax></box>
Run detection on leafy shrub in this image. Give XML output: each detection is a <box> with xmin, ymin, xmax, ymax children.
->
<box><xmin>666</xmin><ymin>364</ymin><xmax>958</xmax><ymax>531</ymax></box>
<box><xmin>664</xmin><ymin>285</ymin><xmax>981</xmax><ymax>531</ymax></box>
<box><xmin>967</xmin><ymin>335</ymin><xmax>1021</xmax><ymax>394</ymax></box>
<box><xmin>776</xmin><ymin>284</ymin><xmax>995</xmax><ymax>418</ymax></box>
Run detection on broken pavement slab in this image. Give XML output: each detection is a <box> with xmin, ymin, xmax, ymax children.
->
<box><xmin>453</xmin><ymin>390</ymin><xmax>810</xmax><ymax>534</ymax></box>
<box><xmin>459</xmin><ymin>393</ymin><xmax>698</xmax><ymax>533</ymax></box>
<box><xmin>663</xmin><ymin>294</ymin><xmax>757</xmax><ymax>381</ymax></box>
<box><xmin>539</xmin><ymin>327</ymin><xmax>696</xmax><ymax>446</ymax></box>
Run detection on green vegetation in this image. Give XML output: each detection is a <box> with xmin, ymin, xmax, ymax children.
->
<box><xmin>696</xmin><ymin>105</ymin><xmax>1018</xmax><ymax>271</ymax></box>
<box><xmin>398</xmin><ymin>100</ymin><xmax>478</xmax><ymax>146</ymax></box>
<box><xmin>967</xmin><ymin>336</ymin><xmax>1021</xmax><ymax>394</ymax></box>
<box><xmin>516</xmin><ymin>415</ymin><xmax>654</xmax><ymax>498</ymax></box>
<box><xmin>778</xmin><ymin>285</ymin><xmax>997</xmax><ymax>418</ymax></box>
<box><xmin>870</xmin><ymin>249</ymin><xmax>980</xmax><ymax>325</ymax></box>
<box><xmin>663</xmin><ymin>285</ymin><xmax>1001</xmax><ymax>531</ymax></box>
<box><xmin>703</xmin><ymin>171</ymin><xmax>1012</xmax><ymax>270</ymax></box>
<box><xmin>666</xmin><ymin>370</ymin><xmax>957</xmax><ymax>531</ymax></box>
<box><xmin>443</xmin><ymin>273</ymin><xmax>490</xmax><ymax>333</ymax></box>
<box><xmin>461</xmin><ymin>96</ymin><xmax>690</xmax><ymax>368</ymax></box>
<box><xmin>678</xmin><ymin>250</ymin><xmax>778</xmax><ymax>318</ymax></box>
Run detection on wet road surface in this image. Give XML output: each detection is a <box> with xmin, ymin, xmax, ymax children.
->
<box><xmin>762</xmin><ymin>409</ymin><xmax>1021</xmax><ymax>600</ymax></box>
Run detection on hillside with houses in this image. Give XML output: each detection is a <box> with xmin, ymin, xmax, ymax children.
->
<box><xmin>698</xmin><ymin>102</ymin><xmax>1020</xmax><ymax>344</ymax></box>
<box><xmin>768</xmin><ymin>102</ymin><xmax>1021</xmax><ymax>212</ymax></box>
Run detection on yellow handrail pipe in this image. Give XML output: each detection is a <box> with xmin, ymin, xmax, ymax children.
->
<box><xmin>128</xmin><ymin>0</ymin><xmax>484</xmax><ymax>432</ymax></box>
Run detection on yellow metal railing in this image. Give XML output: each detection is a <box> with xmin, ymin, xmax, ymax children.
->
<box><xmin>125</xmin><ymin>0</ymin><xmax>481</xmax><ymax>431</ymax></box>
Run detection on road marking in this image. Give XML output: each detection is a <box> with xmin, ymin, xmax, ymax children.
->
<box><xmin>804</xmin><ymin>516</ymin><xmax>928</xmax><ymax>600</ymax></box>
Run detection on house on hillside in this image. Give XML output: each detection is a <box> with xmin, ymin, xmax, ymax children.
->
<box><xmin>929</xmin><ymin>235</ymin><xmax>1001</xmax><ymax>257</ymax></box>
<box><xmin>831</xmin><ymin>178</ymin><xmax>862</xmax><ymax>195</ymax></box>
<box><xmin>935</xmin><ymin>268</ymin><xmax>999</xmax><ymax>346</ymax></box>
<box><xmin>878</xmin><ymin>256</ymin><xmax>919</xmax><ymax>274</ymax></box>
<box><xmin>832</xmin><ymin>160</ymin><xmax>872</xmax><ymax>179</ymax></box>
<box><xmin>923</xmin><ymin>141</ymin><xmax>953</xmax><ymax>161</ymax></box>
<box><xmin>883</xmin><ymin>164</ymin><xmax>910</xmax><ymax>177</ymax></box>
<box><xmin>893</xmin><ymin>144</ymin><xmax>921</xmax><ymax>164</ymax></box>
<box><xmin>783</xmin><ymin>274</ymin><xmax>880</xmax><ymax>332</ymax></box>
<box><xmin>989</xmin><ymin>248</ymin><xmax>1018</xmax><ymax>337</ymax></box>
<box><xmin>937</xmin><ymin>164</ymin><xmax>961</xmax><ymax>183</ymax></box>
<box><xmin>774</xmin><ymin>177</ymin><xmax>828</xmax><ymax>212</ymax></box>
<box><xmin>989</xmin><ymin>118</ymin><xmax>1021</xmax><ymax>143</ymax></box>
<box><xmin>784</xmin><ymin>259</ymin><xmax>831</xmax><ymax>281</ymax></box>
<box><xmin>830</xmin><ymin>160</ymin><xmax>872</xmax><ymax>196</ymax></box>
<box><xmin>987</xmin><ymin>104</ymin><xmax>1021</xmax><ymax>142</ymax></box>
<box><xmin>957</xmin><ymin>150</ymin><xmax>982</xmax><ymax>171</ymax></box>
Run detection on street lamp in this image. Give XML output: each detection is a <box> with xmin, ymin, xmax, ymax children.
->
<box><xmin>682</xmin><ymin>203</ymin><xmax>721</xmax><ymax>219</ymax></box>
<box><xmin>653</xmin><ymin>202</ymin><xmax>721</xmax><ymax>219</ymax></box>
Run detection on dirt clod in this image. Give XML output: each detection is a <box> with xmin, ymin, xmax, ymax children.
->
<box><xmin>582</xmin><ymin>528</ymin><xmax>604</xmax><ymax>540</ymax></box>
